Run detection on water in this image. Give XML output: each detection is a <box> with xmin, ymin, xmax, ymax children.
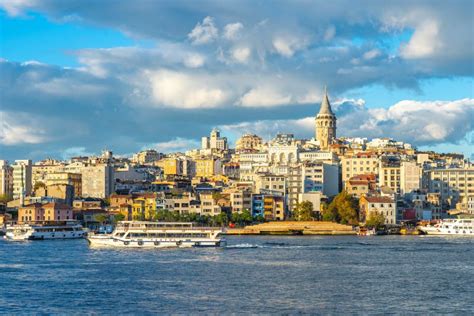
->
<box><xmin>0</xmin><ymin>236</ymin><xmax>473</xmax><ymax>314</ymax></box>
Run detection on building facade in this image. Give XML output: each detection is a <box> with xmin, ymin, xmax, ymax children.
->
<box><xmin>0</xmin><ymin>160</ymin><xmax>13</xmax><ymax>198</ymax></box>
<box><xmin>12</xmin><ymin>160</ymin><xmax>32</xmax><ymax>201</ymax></box>
<box><xmin>81</xmin><ymin>164</ymin><xmax>114</xmax><ymax>198</ymax></box>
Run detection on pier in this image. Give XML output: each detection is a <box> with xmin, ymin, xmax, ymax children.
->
<box><xmin>226</xmin><ymin>221</ymin><xmax>356</xmax><ymax>235</ymax></box>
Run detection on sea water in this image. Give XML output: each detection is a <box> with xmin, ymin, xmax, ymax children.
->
<box><xmin>0</xmin><ymin>236</ymin><xmax>473</xmax><ymax>314</ymax></box>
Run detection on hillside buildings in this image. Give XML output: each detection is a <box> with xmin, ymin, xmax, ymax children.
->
<box><xmin>4</xmin><ymin>86</ymin><xmax>472</xmax><ymax>225</ymax></box>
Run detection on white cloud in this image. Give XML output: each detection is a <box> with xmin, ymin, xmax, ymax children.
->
<box><xmin>219</xmin><ymin>117</ymin><xmax>314</xmax><ymax>141</ymax></box>
<box><xmin>400</xmin><ymin>20</ymin><xmax>441</xmax><ymax>59</ymax></box>
<box><xmin>188</xmin><ymin>16</ymin><xmax>218</xmax><ymax>45</ymax></box>
<box><xmin>0</xmin><ymin>111</ymin><xmax>49</xmax><ymax>145</ymax></box>
<box><xmin>363</xmin><ymin>49</ymin><xmax>381</xmax><ymax>60</ymax></box>
<box><xmin>223</xmin><ymin>22</ymin><xmax>243</xmax><ymax>40</ymax></box>
<box><xmin>238</xmin><ymin>87</ymin><xmax>292</xmax><ymax>107</ymax></box>
<box><xmin>272</xmin><ymin>37</ymin><xmax>306</xmax><ymax>57</ymax></box>
<box><xmin>148</xmin><ymin>69</ymin><xmax>230</xmax><ymax>108</ymax></box>
<box><xmin>33</xmin><ymin>77</ymin><xmax>106</xmax><ymax>96</ymax></box>
<box><xmin>146</xmin><ymin>138</ymin><xmax>200</xmax><ymax>153</ymax></box>
<box><xmin>0</xmin><ymin>0</ymin><xmax>36</xmax><ymax>16</ymax></box>
<box><xmin>61</xmin><ymin>147</ymin><xmax>94</xmax><ymax>160</ymax></box>
<box><xmin>183</xmin><ymin>53</ymin><xmax>205</xmax><ymax>68</ymax></box>
<box><xmin>231</xmin><ymin>46</ymin><xmax>251</xmax><ymax>63</ymax></box>
<box><xmin>222</xmin><ymin>98</ymin><xmax>474</xmax><ymax>146</ymax></box>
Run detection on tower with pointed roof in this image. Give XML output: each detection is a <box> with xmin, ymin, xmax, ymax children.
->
<box><xmin>315</xmin><ymin>87</ymin><xmax>336</xmax><ymax>150</ymax></box>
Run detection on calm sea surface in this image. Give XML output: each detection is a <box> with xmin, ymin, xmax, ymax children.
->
<box><xmin>0</xmin><ymin>235</ymin><xmax>473</xmax><ymax>314</ymax></box>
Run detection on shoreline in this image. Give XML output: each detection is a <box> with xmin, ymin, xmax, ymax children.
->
<box><xmin>225</xmin><ymin>221</ymin><xmax>357</xmax><ymax>236</ymax></box>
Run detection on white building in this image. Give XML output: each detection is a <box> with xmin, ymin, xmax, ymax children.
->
<box><xmin>423</xmin><ymin>166</ymin><xmax>474</xmax><ymax>208</ymax></box>
<box><xmin>400</xmin><ymin>161</ymin><xmax>421</xmax><ymax>195</ymax></box>
<box><xmin>360</xmin><ymin>196</ymin><xmax>397</xmax><ymax>225</ymax></box>
<box><xmin>201</xmin><ymin>128</ymin><xmax>228</xmax><ymax>151</ymax></box>
<box><xmin>12</xmin><ymin>160</ymin><xmax>32</xmax><ymax>201</ymax></box>
<box><xmin>81</xmin><ymin>164</ymin><xmax>114</xmax><ymax>198</ymax></box>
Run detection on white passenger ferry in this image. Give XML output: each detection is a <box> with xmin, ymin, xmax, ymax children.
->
<box><xmin>418</xmin><ymin>218</ymin><xmax>474</xmax><ymax>235</ymax></box>
<box><xmin>87</xmin><ymin>221</ymin><xmax>226</xmax><ymax>248</ymax></box>
<box><xmin>4</xmin><ymin>221</ymin><xmax>86</xmax><ymax>240</ymax></box>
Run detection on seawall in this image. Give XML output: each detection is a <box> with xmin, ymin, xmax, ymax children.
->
<box><xmin>226</xmin><ymin>221</ymin><xmax>356</xmax><ymax>236</ymax></box>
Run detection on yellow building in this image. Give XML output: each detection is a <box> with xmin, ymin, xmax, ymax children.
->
<box><xmin>264</xmin><ymin>195</ymin><xmax>285</xmax><ymax>220</ymax></box>
<box><xmin>131</xmin><ymin>193</ymin><xmax>160</xmax><ymax>220</ymax></box>
<box><xmin>45</xmin><ymin>172</ymin><xmax>82</xmax><ymax>197</ymax></box>
<box><xmin>378</xmin><ymin>157</ymin><xmax>401</xmax><ymax>194</ymax></box>
<box><xmin>341</xmin><ymin>152</ymin><xmax>379</xmax><ymax>187</ymax></box>
<box><xmin>158</xmin><ymin>158</ymin><xmax>182</xmax><ymax>176</ymax></box>
<box><xmin>235</xmin><ymin>134</ymin><xmax>263</xmax><ymax>153</ymax></box>
<box><xmin>195</xmin><ymin>157</ymin><xmax>221</xmax><ymax>178</ymax></box>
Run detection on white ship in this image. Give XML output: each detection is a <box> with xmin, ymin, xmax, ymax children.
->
<box><xmin>87</xmin><ymin>221</ymin><xmax>226</xmax><ymax>248</ymax></box>
<box><xmin>4</xmin><ymin>221</ymin><xmax>86</xmax><ymax>240</ymax></box>
<box><xmin>418</xmin><ymin>218</ymin><xmax>474</xmax><ymax>235</ymax></box>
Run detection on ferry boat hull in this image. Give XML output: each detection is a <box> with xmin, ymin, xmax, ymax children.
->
<box><xmin>4</xmin><ymin>223</ymin><xmax>86</xmax><ymax>241</ymax></box>
<box><xmin>87</xmin><ymin>221</ymin><xmax>226</xmax><ymax>249</ymax></box>
<box><xmin>418</xmin><ymin>218</ymin><xmax>474</xmax><ymax>236</ymax></box>
<box><xmin>87</xmin><ymin>236</ymin><xmax>225</xmax><ymax>248</ymax></box>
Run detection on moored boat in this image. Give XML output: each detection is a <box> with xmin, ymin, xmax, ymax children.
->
<box><xmin>87</xmin><ymin>221</ymin><xmax>226</xmax><ymax>248</ymax></box>
<box><xmin>418</xmin><ymin>218</ymin><xmax>474</xmax><ymax>235</ymax></box>
<box><xmin>4</xmin><ymin>221</ymin><xmax>86</xmax><ymax>240</ymax></box>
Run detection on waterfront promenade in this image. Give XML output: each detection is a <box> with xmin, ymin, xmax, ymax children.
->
<box><xmin>227</xmin><ymin>221</ymin><xmax>356</xmax><ymax>235</ymax></box>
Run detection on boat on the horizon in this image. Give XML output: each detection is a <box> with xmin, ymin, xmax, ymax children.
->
<box><xmin>4</xmin><ymin>221</ymin><xmax>86</xmax><ymax>240</ymax></box>
<box><xmin>87</xmin><ymin>221</ymin><xmax>226</xmax><ymax>248</ymax></box>
<box><xmin>418</xmin><ymin>218</ymin><xmax>474</xmax><ymax>235</ymax></box>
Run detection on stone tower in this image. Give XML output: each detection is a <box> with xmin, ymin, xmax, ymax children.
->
<box><xmin>315</xmin><ymin>87</ymin><xmax>336</xmax><ymax>150</ymax></box>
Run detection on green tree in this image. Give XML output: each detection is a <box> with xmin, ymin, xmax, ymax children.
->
<box><xmin>214</xmin><ymin>212</ymin><xmax>229</xmax><ymax>226</ymax></box>
<box><xmin>322</xmin><ymin>191</ymin><xmax>359</xmax><ymax>225</ymax></box>
<box><xmin>293</xmin><ymin>201</ymin><xmax>314</xmax><ymax>221</ymax></box>
<box><xmin>365</xmin><ymin>212</ymin><xmax>385</xmax><ymax>229</ymax></box>
<box><xmin>241</xmin><ymin>209</ymin><xmax>253</xmax><ymax>225</ymax></box>
<box><xmin>231</xmin><ymin>209</ymin><xmax>253</xmax><ymax>226</ymax></box>
<box><xmin>95</xmin><ymin>213</ymin><xmax>109</xmax><ymax>224</ymax></box>
<box><xmin>253</xmin><ymin>215</ymin><xmax>265</xmax><ymax>223</ymax></box>
<box><xmin>113</xmin><ymin>213</ymin><xmax>126</xmax><ymax>223</ymax></box>
<box><xmin>0</xmin><ymin>194</ymin><xmax>12</xmax><ymax>204</ymax></box>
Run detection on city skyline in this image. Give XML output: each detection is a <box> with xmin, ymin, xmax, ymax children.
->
<box><xmin>1</xmin><ymin>0</ymin><xmax>473</xmax><ymax>161</ymax></box>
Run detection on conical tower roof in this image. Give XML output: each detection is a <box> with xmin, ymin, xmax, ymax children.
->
<box><xmin>318</xmin><ymin>87</ymin><xmax>335</xmax><ymax>116</ymax></box>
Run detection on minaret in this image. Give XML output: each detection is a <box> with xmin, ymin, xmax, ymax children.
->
<box><xmin>315</xmin><ymin>87</ymin><xmax>336</xmax><ymax>150</ymax></box>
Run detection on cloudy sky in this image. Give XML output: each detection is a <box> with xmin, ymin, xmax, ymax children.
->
<box><xmin>0</xmin><ymin>0</ymin><xmax>473</xmax><ymax>161</ymax></box>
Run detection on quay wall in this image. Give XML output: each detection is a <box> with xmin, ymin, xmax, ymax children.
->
<box><xmin>226</xmin><ymin>221</ymin><xmax>356</xmax><ymax>236</ymax></box>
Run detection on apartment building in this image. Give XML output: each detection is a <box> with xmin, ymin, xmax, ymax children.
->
<box><xmin>341</xmin><ymin>152</ymin><xmax>379</xmax><ymax>187</ymax></box>
<box><xmin>12</xmin><ymin>160</ymin><xmax>32</xmax><ymax>200</ymax></box>
<box><xmin>359</xmin><ymin>196</ymin><xmax>397</xmax><ymax>225</ymax></box>
<box><xmin>0</xmin><ymin>160</ymin><xmax>13</xmax><ymax>198</ymax></box>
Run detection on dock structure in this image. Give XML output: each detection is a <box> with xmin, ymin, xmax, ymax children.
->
<box><xmin>226</xmin><ymin>221</ymin><xmax>356</xmax><ymax>235</ymax></box>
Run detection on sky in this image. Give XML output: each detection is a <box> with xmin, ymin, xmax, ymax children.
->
<box><xmin>0</xmin><ymin>0</ymin><xmax>473</xmax><ymax>161</ymax></box>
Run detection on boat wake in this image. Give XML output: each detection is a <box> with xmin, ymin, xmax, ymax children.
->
<box><xmin>225</xmin><ymin>243</ymin><xmax>261</xmax><ymax>249</ymax></box>
<box><xmin>225</xmin><ymin>243</ymin><xmax>331</xmax><ymax>249</ymax></box>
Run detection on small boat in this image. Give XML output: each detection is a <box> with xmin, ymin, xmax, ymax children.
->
<box><xmin>357</xmin><ymin>227</ymin><xmax>376</xmax><ymax>236</ymax></box>
<box><xmin>418</xmin><ymin>218</ymin><xmax>474</xmax><ymax>235</ymax></box>
<box><xmin>4</xmin><ymin>221</ymin><xmax>86</xmax><ymax>240</ymax></box>
<box><xmin>87</xmin><ymin>221</ymin><xmax>226</xmax><ymax>248</ymax></box>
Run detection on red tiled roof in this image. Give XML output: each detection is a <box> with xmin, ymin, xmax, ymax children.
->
<box><xmin>42</xmin><ymin>202</ymin><xmax>71</xmax><ymax>209</ymax></box>
<box><xmin>348</xmin><ymin>180</ymin><xmax>369</xmax><ymax>185</ymax></box>
<box><xmin>363</xmin><ymin>196</ymin><xmax>394</xmax><ymax>203</ymax></box>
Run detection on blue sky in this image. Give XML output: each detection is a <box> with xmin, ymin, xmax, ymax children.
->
<box><xmin>0</xmin><ymin>0</ymin><xmax>473</xmax><ymax>161</ymax></box>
